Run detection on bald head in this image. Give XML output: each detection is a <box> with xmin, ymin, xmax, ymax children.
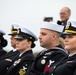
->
<box><xmin>60</xmin><ymin>7</ymin><xmax>71</xmax><ymax>22</ymax></box>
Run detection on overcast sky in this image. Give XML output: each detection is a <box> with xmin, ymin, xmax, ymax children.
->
<box><xmin>0</xmin><ymin>0</ymin><xmax>76</xmax><ymax>53</ymax></box>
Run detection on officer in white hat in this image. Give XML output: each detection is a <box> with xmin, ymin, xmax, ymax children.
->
<box><xmin>14</xmin><ymin>25</ymin><xmax>38</xmax><ymax>48</ymax></box>
<box><xmin>63</xmin><ymin>19</ymin><xmax>76</xmax><ymax>34</ymax></box>
<box><xmin>8</xmin><ymin>24</ymin><xmax>21</xmax><ymax>51</ymax></box>
<box><xmin>0</xmin><ymin>24</ymin><xmax>20</xmax><ymax>60</ymax></box>
<box><xmin>0</xmin><ymin>24</ymin><xmax>20</xmax><ymax>75</ymax></box>
<box><xmin>49</xmin><ymin>19</ymin><xmax>76</xmax><ymax>75</ymax></box>
<box><xmin>28</xmin><ymin>22</ymin><xmax>67</xmax><ymax>75</ymax></box>
<box><xmin>0</xmin><ymin>29</ymin><xmax>7</xmax><ymax>57</ymax></box>
<box><xmin>6</xmin><ymin>25</ymin><xmax>38</xmax><ymax>75</ymax></box>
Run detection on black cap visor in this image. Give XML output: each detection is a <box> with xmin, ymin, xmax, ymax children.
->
<box><xmin>15</xmin><ymin>35</ymin><xmax>27</xmax><ymax>40</ymax></box>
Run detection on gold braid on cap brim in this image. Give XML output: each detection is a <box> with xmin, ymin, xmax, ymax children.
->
<box><xmin>65</xmin><ymin>30</ymin><xmax>76</xmax><ymax>34</ymax></box>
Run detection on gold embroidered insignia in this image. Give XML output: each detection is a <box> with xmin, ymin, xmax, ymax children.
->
<box><xmin>19</xmin><ymin>66</ymin><xmax>27</xmax><ymax>75</ymax></box>
<box><xmin>19</xmin><ymin>69</ymin><xmax>26</xmax><ymax>75</ymax></box>
<box><xmin>65</xmin><ymin>22</ymin><xmax>70</xmax><ymax>29</ymax></box>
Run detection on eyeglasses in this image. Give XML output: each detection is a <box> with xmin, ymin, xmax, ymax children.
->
<box><xmin>60</xmin><ymin>12</ymin><xmax>66</xmax><ymax>15</ymax></box>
